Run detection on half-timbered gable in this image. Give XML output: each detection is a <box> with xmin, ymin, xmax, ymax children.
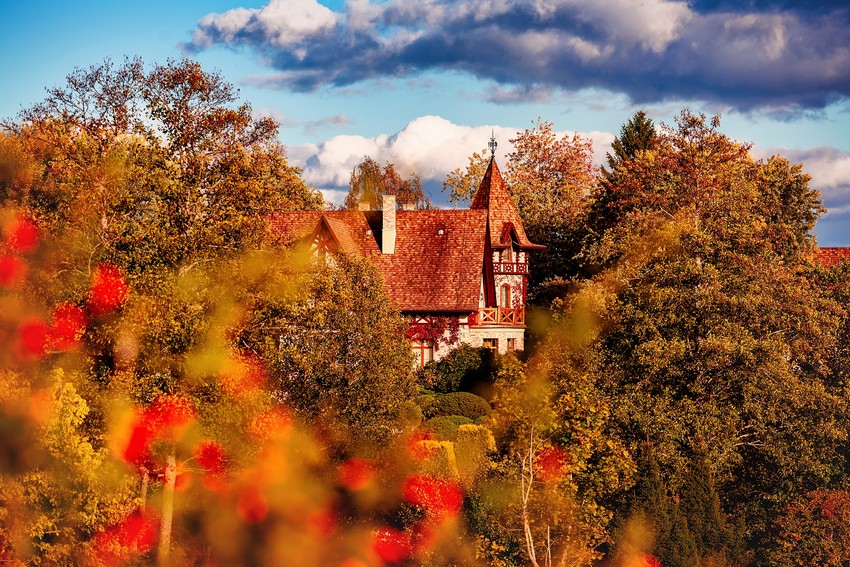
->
<box><xmin>269</xmin><ymin>153</ymin><xmax>544</xmax><ymax>365</ymax></box>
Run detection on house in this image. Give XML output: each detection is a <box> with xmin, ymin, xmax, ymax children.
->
<box><xmin>269</xmin><ymin>154</ymin><xmax>544</xmax><ymax>366</ymax></box>
<box><xmin>815</xmin><ymin>247</ymin><xmax>850</xmax><ymax>268</ymax></box>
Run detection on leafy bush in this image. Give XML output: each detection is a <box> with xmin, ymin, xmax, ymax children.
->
<box><xmin>423</xmin><ymin>416</ymin><xmax>474</xmax><ymax>441</ymax></box>
<box><xmin>433</xmin><ymin>345</ymin><xmax>485</xmax><ymax>392</ymax></box>
<box><xmin>424</xmin><ymin>392</ymin><xmax>491</xmax><ymax>420</ymax></box>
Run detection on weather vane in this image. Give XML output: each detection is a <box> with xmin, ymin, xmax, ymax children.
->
<box><xmin>488</xmin><ymin>130</ymin><xmax>497</xmax><ymax>156</ymax></box>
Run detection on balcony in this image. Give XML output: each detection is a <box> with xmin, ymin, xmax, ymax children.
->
<box><xmin>493</xmin><ymin>261</ymin><xmax>529</xmax><ymax>275</ymax></box>
<box><xmin>469</xmin><ymin>307</ymin><xmax>525</xmax><ymax>327</ymax></box>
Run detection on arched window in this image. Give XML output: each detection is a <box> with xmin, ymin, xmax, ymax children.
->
<box><xmin>500</xmin><ymin>284</ymin><xmax>511</xmax><ymax>308</ymax></box>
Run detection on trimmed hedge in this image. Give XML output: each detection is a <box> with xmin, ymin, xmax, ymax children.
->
<box><xmin>423</xmin><ymin>415</ymin><xmax>474</xmax><ymax>442</ymax></box>
<box><xmin>423</xmin><ymin>392</ymin><xmax>491</xmax><ymax>420</ymax></box>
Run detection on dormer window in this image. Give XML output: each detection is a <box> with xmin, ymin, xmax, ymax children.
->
<box><xmin>437</xmin><ymin>228</ymin><xmax>445</xmax><ymax>235</ymax></box>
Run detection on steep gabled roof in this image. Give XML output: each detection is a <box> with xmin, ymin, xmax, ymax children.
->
<box><xmin>378</xmin><ymin>210</ymin><xmax>488</xmax><ymax>312</ymax></box>
<box><xmin>268</xmin><ymin>211</ymin><xmax>381</xmax><ymax>255</ymax></box>
<box><xmin>268</xmin><ymin>209</ymin><xmax>487</xmax><ymax>312</ymax></box>
<box><xmin>814</xmin><ymin>247</ymin><xmax>850</xmax><ymax>267</ymax></box>
<box><xmin>470</xmin><ymin>157</ymin><xmax>544</xmax><ymax>250</ymax></box>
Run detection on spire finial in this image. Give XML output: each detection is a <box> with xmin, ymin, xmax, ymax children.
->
<box><xmin>488</xmin><ymin>130</ymin><xmax>497</xmax><ymax>156</ymax></box>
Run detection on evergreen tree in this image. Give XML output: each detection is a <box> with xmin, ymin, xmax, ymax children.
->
<box><xmin>601</xmin><ymin>110</ymin><xmax>657</xmax><ymax>182</ymax></box>
<box><xmin>678</xmin><ymin>453</ymin><xmax>741</xmax><ymax>565</ymax></box>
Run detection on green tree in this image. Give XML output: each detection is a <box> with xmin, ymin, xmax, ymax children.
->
<box><xmin>238</xmin><ymin>253</ymin><xmax>416</xmax><ymax>445</ymax></box>
<box><xmin>343</xmin><ymin>156</ymin><xmax>430</xmax><ymax>210</ymax></box>
<box><xmin>600</xmin><ymin>110</ymin><xmax>656</xmax><ymax>184</ymax></box>
<box><xmin>576</xmin><ymin>111</ymin><xmax>849</xmax><ymax>558</ymax></box>
<box><xmin>442</xmin><ymin>148</ymin><xmax>489</xmax><ymax>206</ymax></box>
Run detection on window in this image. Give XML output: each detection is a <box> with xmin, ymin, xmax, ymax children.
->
<box><xmin>500</xmin><ymin>284</ymin><xmax>511</xmax><ymax>308</ymax></box>
<box><xmin>483</xmin><ymin>338</ymin><xmax>498</xmax><ymax>351</ymax></box>
<box><xmin>503</xmin><ymin>247</ymin><xmax>512</xmax><ymax>262</ymax></box>
<box><xmin>411</xmin><ymin>340</ymin><xmax>434</xmax><ymax>367</ymax></box>
<box><xmin>507</xmin><ymin>338</ymin><xmax>516</xmax><ymax>351</ymax></box>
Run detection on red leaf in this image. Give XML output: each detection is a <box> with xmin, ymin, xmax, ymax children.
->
<box><xmin>338</xmin><ymin>458</ymin><xmax>375</xmax><ymax>491</ymax></box>
<box><xmin>51</xmin><ymin>303</ymin><xmax>86</xmax><ymax>349</ymax></box>
<box><xmin>18</xmin><ymin>319</ymin><xmax>50</xmax><ymax>358</ymax></box>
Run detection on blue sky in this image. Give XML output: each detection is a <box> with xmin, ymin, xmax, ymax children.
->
<box><xmin>2</xmin><ymin>0</ymin><xmax>849</xmax><ymax>244</ymax></box>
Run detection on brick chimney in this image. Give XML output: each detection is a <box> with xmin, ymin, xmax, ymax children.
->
<box><xmin>382</xmin><ymin>194</ymin><xmax>396</xmax><ymax>254</ymax></box>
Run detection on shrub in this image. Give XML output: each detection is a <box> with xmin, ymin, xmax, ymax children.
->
<box><xmin>423</xmin><ymin>416</ymin><xmax>473</xmax><ymax>442</ymax></box>
<box><xmin>424</xmin><ymin>392</ymin><xmax>491</xmax><ymax>420</ymax></box>
<box><xmin>425</xmin><ymin>345</ymin><xmax>487</xmax><ymax>393</ymax></box>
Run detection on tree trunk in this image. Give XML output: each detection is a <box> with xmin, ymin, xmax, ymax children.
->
<box><xmin>158</xmin><ymin>452</ymin><xmax>176</xmax><ymax>566</ymax></box>
<box><xmin>139</xmin><ymin>466</ymin><xmax>150</xmax><ymax>510</ymax></box>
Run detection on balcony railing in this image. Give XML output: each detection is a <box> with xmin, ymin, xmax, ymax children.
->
<box><xmin>469</xmin><ymin>307</ymin><xmax>525</xmax><ymax>327</ymax></box>
<box><xmin>493</xmin><ymin>261</ymin><xmax>529</xmax><ymax>274</ymax></box>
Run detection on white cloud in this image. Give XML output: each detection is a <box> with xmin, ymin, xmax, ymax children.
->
<box><xmin>256</xmin><ymin>0</ymin><xmax>337</xmax><ymax>46</ymax></box>
<box><xmin>289</xmin><ymin>115</ymin><xmax>616</xmax><ymax>196</ymax></box>
<box><xmin>194</xmin><ymin>0</ymin><xmax>336</xmax><ymax>49</ymax></box>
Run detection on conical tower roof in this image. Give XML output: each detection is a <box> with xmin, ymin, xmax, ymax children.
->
<box><xmin>470</xmin><ymin>157</ymin><xmax>544</xmax><ymax>250</ymax></box>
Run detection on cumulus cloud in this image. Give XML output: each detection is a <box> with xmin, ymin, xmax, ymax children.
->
<box><xmin>188</xmin><ymin>0</ymin><xmax>850</xmax><ymax>111</ymax></box>
<box><xmin>287</xmin><ymin>115</ymin><xmax>614</xmax><ymax>205</ymax></box>
<box><xmin>192</xmin><ymin>0</ymin><xmax>336</xmax><ymax>49</ymax></box>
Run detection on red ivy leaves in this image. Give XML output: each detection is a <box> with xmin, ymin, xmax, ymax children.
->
<box><xmin>405</xmin><ymin>316</ymin><xmax>460</xmax><ymax>348</ymax></box>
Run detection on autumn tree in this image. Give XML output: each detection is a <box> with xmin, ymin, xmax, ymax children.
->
<box><xmin>443</xmin><ymin>120</ymin><xmax>597</xmax><ymax>289</ymax></box>
<box><xmin>769</xmin><ymin>490</ymin><xmax>850</xmax><ymax>567</ymax></box>
<box><xmin>576</xmin><ymin>111</ymin><xmax>849</xmax><ymax>559</ymax></box>
<box><xmin>343</xmin><ymin>156</ymin><xmax>430</xmax><ymax>210</ymax></box>
<box><xmin>2</xmin><ymin>57</ymin><xmax>324</xmax><ymax>564</ymax></box>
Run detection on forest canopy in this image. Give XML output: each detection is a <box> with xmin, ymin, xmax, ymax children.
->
<box><xmin>1</xmin><ymin>59</ymin><xmax>849</xmax><ymax>567</ymax></box>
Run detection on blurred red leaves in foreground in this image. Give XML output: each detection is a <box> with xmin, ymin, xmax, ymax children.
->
<box><xmin>0</xmin><ymin>254</ymin><xmax>25</xmax><ymax>288</ymax></box>
<box><xmin>121</xmin><ymin>395</ymin><xmax>197</xmax><ymax>465</ymax></box>
<box><xmin>402</xmin><ymin>474</ymin><xmax>464</xmax><ymax>519</ymax></box>
<box><xmin>17</xmin><ymin>318</ymin><xmax>51</xmax><ymax>358</ymax></box>
<box><xmin>372</xmin><ymin>527</ymin><xmax>413</xmax><ymax>564</ymax></box>
<box><xmin>88</xmin><ymin>264</ymin><xmax>129</xmax><ymax>316</ymax></box>
<box><xmin>338</xmin><ymin>458</ymin><xmax>376</xmax><ymax>491</ymax></box>
<box><xmin>236</xmin><ymin>485</ymin><xmax>269</xmax><ymax>524</ymax></box>
<box><xmin>4</xmin><ymin>215</ymin><xmax>39</xmax><ymax>253</ymax></box>
<box><xmin>16</xmin><ymin>305</ymin><xmax>86</xmax><ymax>358</ymax></box>
<box><xmin>90</xmin><ymin>511</ymin><xmax>159</xmax><ymax>567</ymax></box>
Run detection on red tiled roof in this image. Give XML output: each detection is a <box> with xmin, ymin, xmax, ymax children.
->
<box><xmin>814</xmin><ymin>247</ymin><xmax>850</xmax><ymax>267</ymax></box>
<box><xmin>471</xmin><ymin>158</ymin><xmax>544</xmax><ymax>250</ymax></box>
<box><xmin>268</xmin><ymin>209</ymin><xmax>487</xmax><ymax>312</ymax></box>
<box><xmin>378</xmin><ymin>210</ymin><xmax>488</xmax><ymax>312</ymax></box>
<box><xmin>268</xmin><ymin>211</ymin><xmax>381</xmax><ymax>255</ymax></box>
